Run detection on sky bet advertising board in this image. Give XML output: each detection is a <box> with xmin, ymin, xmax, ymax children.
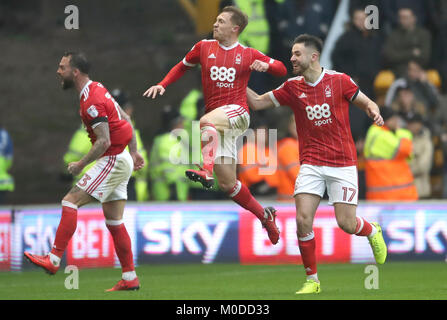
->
<box><xmin>0</xmin><ymin>203</ymin><xmax>446</xmax><ymax>271</ymax></box>
<box><xmin>0</xmin><ymin>211</ymin><xmax>11</xmax><ymax>271</ymax></box>
<box><xmin>135</xmin><ymin>205</ymin><xmax>240</xmax><ymax>264</ymax></box>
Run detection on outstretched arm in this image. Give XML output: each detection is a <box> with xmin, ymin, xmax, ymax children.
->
<box><xmin>246</xmin><ymin>87</ymin><xmax>276</xmax><ymax>111</ymax></box>
<box><xmin>352</xmin><ymin>91</ymin><xmax>384</xmax><ymax>126</ymax></box>
<box><xmin>143</xmin><ymin>61</ymin><xmax>191</xmax><ymax>99</ymax></box>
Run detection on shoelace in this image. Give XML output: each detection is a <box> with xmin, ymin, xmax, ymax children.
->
<box><xmin>263</xmin><ymin>208</ymin><xmax>276</xmax><ymax>224</ymax></box>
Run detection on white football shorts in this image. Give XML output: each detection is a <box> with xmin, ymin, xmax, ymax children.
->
<box><xmin>76</xmin><ymin>149</ymin><xmax>133</xmax><ymax>203</ymax></box>
<box><xmin>214</xmin><ymin>104</ymin><xmax>250</xmax><ymax>162</ymax></box>
<box><xmin>294</xmin><ymin>164</ymin><xmax>359</xmax><ymax>205</ymax></box>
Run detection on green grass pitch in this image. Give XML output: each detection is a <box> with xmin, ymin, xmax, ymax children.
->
<box><xmin>0</xmin><ymin>262</ymin><xmax>446</xmax><ymax>300</ymax></box>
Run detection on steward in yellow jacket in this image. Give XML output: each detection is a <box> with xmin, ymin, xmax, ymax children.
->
<box><xmin>364</xmin><ymin>108</ymin><xmax>418</xmax><ymax>201</ymax></box>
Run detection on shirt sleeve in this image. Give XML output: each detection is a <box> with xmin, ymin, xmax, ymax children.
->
<box><xmin>341</xmin><ymin>73</ymin><xmax>360</xmax><ymax>102</ymax></box>
<box><xmin>183</xmin><ymin>40</ymin><xmax>202</xmax><ymax>67</ymax></box>
<box><xmin>251</xmin><ymin>48</ymin><xmax>287</xmax><ymax>77</ymax></box>
<box><xmin>269</xmin><ymin>82</ymin><xmax>292</xmax><ymax>107</ymax></box>
<box><xmin>158</xmin><ymin>41</ymin><xmax>201</xmax><ymax>88</ymax></box>
<box><xmin>84</xmin><ymin>103</ymin><xmax>108</xmax><ymax>129</ymax></box>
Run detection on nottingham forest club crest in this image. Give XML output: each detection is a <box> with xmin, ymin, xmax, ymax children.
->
<box><xmin>235</xmin><ymin>53</ymin><xmax>241</xmax><ymax>64</ymax></box>
<box><xmin>325</xmin><ymin>85</ymin><xmax>332</xmax><ymax>98</ymax></box>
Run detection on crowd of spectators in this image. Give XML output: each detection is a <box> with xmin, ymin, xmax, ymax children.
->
<box><xmin>229</xmin><ymin>0</ymin><xmax>447</xmax><ymax>201</ymax></box>
<box><xmin>5</xmin><ymin>0</ymin><xmax>447</xmax><ymax>203</ymax></box>
<box><xmin>101</xmin><ymin>1</ymin><xmax>447</xmax><ymax>201</ymax></box>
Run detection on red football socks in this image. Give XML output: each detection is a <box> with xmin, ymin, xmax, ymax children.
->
<box><xmin>106</xmin><ymin>221</ymin><xmax>135</xmax><ymax>273</ymax></box>
<box><xmin>298</xmin><ymin>231</ymin><xmax>317</xmax><ymax>276</ymax></box>
<box><xmin>355</xmin><ymin>216</ymin><xmax>373</xmax><ymax>236</ymax></box>
<box><xmin>50</xmin><ymin>201</ymin><xmax>78</xmax><ymax>258</ymax></box>
<box><xmin>228</xmin><ymin>181</ymin><xmax>265</xmax><ymax>221</ymax></box>
<box><xmin>200</xmin><ymin>122</ymin><xmax>218</xmax><ymax>174</ymax></box>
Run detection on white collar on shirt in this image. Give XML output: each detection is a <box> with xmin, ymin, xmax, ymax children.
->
<box><xmin>79</xmin><ymin>80</ymin><xmax>93</xmax><ymax>99</ymax></box>
<box><xmin>218</xmin><ymin>41</ymin><xmax>239</xmax><ymax>51</ymax></box>
<box><xmin>305</xmin><ymin>68</ymin><xmax>326</xmax><ymax>87</ymax></box>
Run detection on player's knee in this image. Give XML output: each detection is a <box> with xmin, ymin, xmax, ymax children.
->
<box><xmin>296</xmin><ymin>214</ymin><xmax>312</xmax><ymax>234</ymax></box>
<box><xmin>218</xmin><ymin>180</ymin><xmax>234</xmax><ymax>193</ymax></box>
<box><xmin>62</xmin><ymin>195</ymin><xmax>80</xmax><ymax>208</ymax></box>
<box><xmin>62</xmin><ymin>187</ymin><xmax>91</xmax><ymax>208</ymax></box>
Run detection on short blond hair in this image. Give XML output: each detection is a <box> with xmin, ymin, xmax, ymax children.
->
<box><xmin>221</xmin><ymin>6</ymin><xmax>248</xmax><ymax>35</ymax></box>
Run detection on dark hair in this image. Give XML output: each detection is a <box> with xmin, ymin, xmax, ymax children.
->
<box><xmin>221</xmin><ymin>6</ymin><xmax>248</xmax><ymax>34</ymax></box>
<box><xmin>380</xmin><ymin>106</ymin><xmax>396</xmax><ymax>122</ymax></box>
<box><xmin>293</xmin><ymin>34</ymin><xmax>323</xmax><ymax>54</ymax></box>
<box><xmin>407</xmin><ymin>59</ymin><xmax>422</xmax><ymax>68</ymax></box>
<box><xmin>63</xmin><ymin>51</ymin><xmax>90</xmax><ymax>74</ymax></box>
<box><xmin>406</xmin><ymin>112</ymin><xmax>424</xmax><ymax>124</ymax></box>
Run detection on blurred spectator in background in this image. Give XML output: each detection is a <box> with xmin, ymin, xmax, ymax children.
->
<box><xmin>62</xmin><ymin>124</ymin><xmax>94</xmax><ymax>186</ymax></box>
<box><xmin>426</xmin><ymin>0</ymin><xmax>447</xmax><ymax>93</ymax></box>
<box><xmin>234</xmin><ymin>0</ymin><xmax>275</xmax><ymax>93</ymax></box>
<box><xmin>390</xmin><ymin>85</ymin><xmax>427</xmax><ymax>125</ymax></box>
<box><xmin>385</xmin><ymin>60</ymin><xmax>440</xmax><ymax>119</ymax></box>
<box><xmin>265</xmin><ymin>0</ymin><xmax>287</xmax><ymax>73</ymax></box>
<box><xmin>332</xmin><ymin>7</ymin><xmax>383</xmax><ymax>99</ymax></box>
<box><xmin>63</xmin><ymin>89</ymin><xmax>149</xmax><ymax>201</ymax></box>
<box><xmin>406</xmin><ymin>113</ymin><xmax>433</xmax><ymax>198</ymax></box>
<box><xmin>111</xmin><ymin>89</ymin><xmax>150</xmax><ymax>202</ymax></box>
<box><xmin>0</xmin><ymin>125</ymin><xmax>14</xmax><ymax>204</ymax></box>
<box><xmin>237</xmin><ymin>116</ymin><xmax>278</xmax><ymax>197</ymax></box>
<box><xmin>427</xmin><ymin>94</ymin><xmax>447</xmax><ymax>198</ymax></box>
<box><xmin>148</xmin><ymin>105</ymin><xmax>190</xmax><ymax>201</ymax></box>
<box><xmin>276</xmin><ymin>113</ymin><xmax>300</xmax><ymax>202</ymax></box>
<box><xmin>235</xmin><ymin>0</ymin><xmax>270</xmax><ymax>56</ymax></box>
<box><xmin>354</xmin><ymin>136</ymin><xmax>367</xmax><ymax>200</ymax></box>
<box><xmin>179</xmin><ymin>87</ymin><xmax>203</xmax><ymax>139</ymax></box>
<box><xmin>178</xmin><ymin>68</ymin><xmax>204</xmax><ymax>172</ymax></box>
<box><xmin>364</xmin><ymin>107</ymin><xmax>418</xmax><ymax>201</ymax></box>
<box><xmin>383</xmin><ymin>7</ymin><xmax>431</xmax><ymax>78</ymax></box>
<box><xmin>348</xmin><ymin>0</ymin><xmax>384</xmax><ymax>28</ymax></box>
<box><xmin>380</xmin><ymin>0</ymin><xmax>430</xmax><ymax>31</ymax></box>
<box><xmin>273</xmin><ymin>0</ymin><xmax>336</xmax><ymax>65</ymax></box>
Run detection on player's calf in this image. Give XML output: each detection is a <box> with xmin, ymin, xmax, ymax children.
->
<box><xmin>336</xmin><ymin>217</ymin><xmax>357</xmax><ymax>234</ymax></box>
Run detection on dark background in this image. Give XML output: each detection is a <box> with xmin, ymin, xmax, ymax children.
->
<box><xmin>1</xmin><ymin>0</ymin><xmax>202</xmax><ymax>204</ymax></box>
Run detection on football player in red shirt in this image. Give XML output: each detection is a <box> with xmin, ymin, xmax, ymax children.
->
<box><xmin>24</xmin><ymin>52</ymin><xmax>145</xmax><ymax>292</ymax></box>
<box><xmin>144</xmin><ymin>6</ymin><xmax>287</xmax><ymax>245</ymax></box>
<box><xmin>247</xmin><ymin>34</ymin><xmax>387</xmax><ymax>294</ymax></box>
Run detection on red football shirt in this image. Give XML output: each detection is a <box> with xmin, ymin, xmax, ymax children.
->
<box><xmin>182</xmin><ymin>39</ymin><xmax>286</xmax><ymax>113</ymax></box>
<box><xmin>269</xmin><ymin>68</ymin><xmax>360</xmax><ymax>167</ymax></box>
<box><xmin>79</xmin><ymin>80</ymin><xmax>133</xmax><ymax>156</ymax></box>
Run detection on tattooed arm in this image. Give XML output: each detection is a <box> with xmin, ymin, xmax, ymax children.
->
<box><xmin>67</xmin><ymin>122</ymin><xmax>111</xmax><ymax>176</ymax></box>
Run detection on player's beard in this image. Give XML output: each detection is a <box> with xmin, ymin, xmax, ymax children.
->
<box><xmin>61</xmin><ymin>76</ymin><xmax>75</xmax><ymax>90</ymax></box>
<box><xmin>292</xmin><ymin>61</ymin><xmax>309</xmax><ymax>76</ymax></box>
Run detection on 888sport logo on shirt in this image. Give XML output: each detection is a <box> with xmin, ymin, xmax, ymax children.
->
<box><xmin>305</xmin><ymin>103</ymin><xmax>333</xmax><ymax>126</ymax></box>
<box><xmin>210</xmin><ymin>66</ymin><xmax>236</xmax><ymax>88</ymax></box>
